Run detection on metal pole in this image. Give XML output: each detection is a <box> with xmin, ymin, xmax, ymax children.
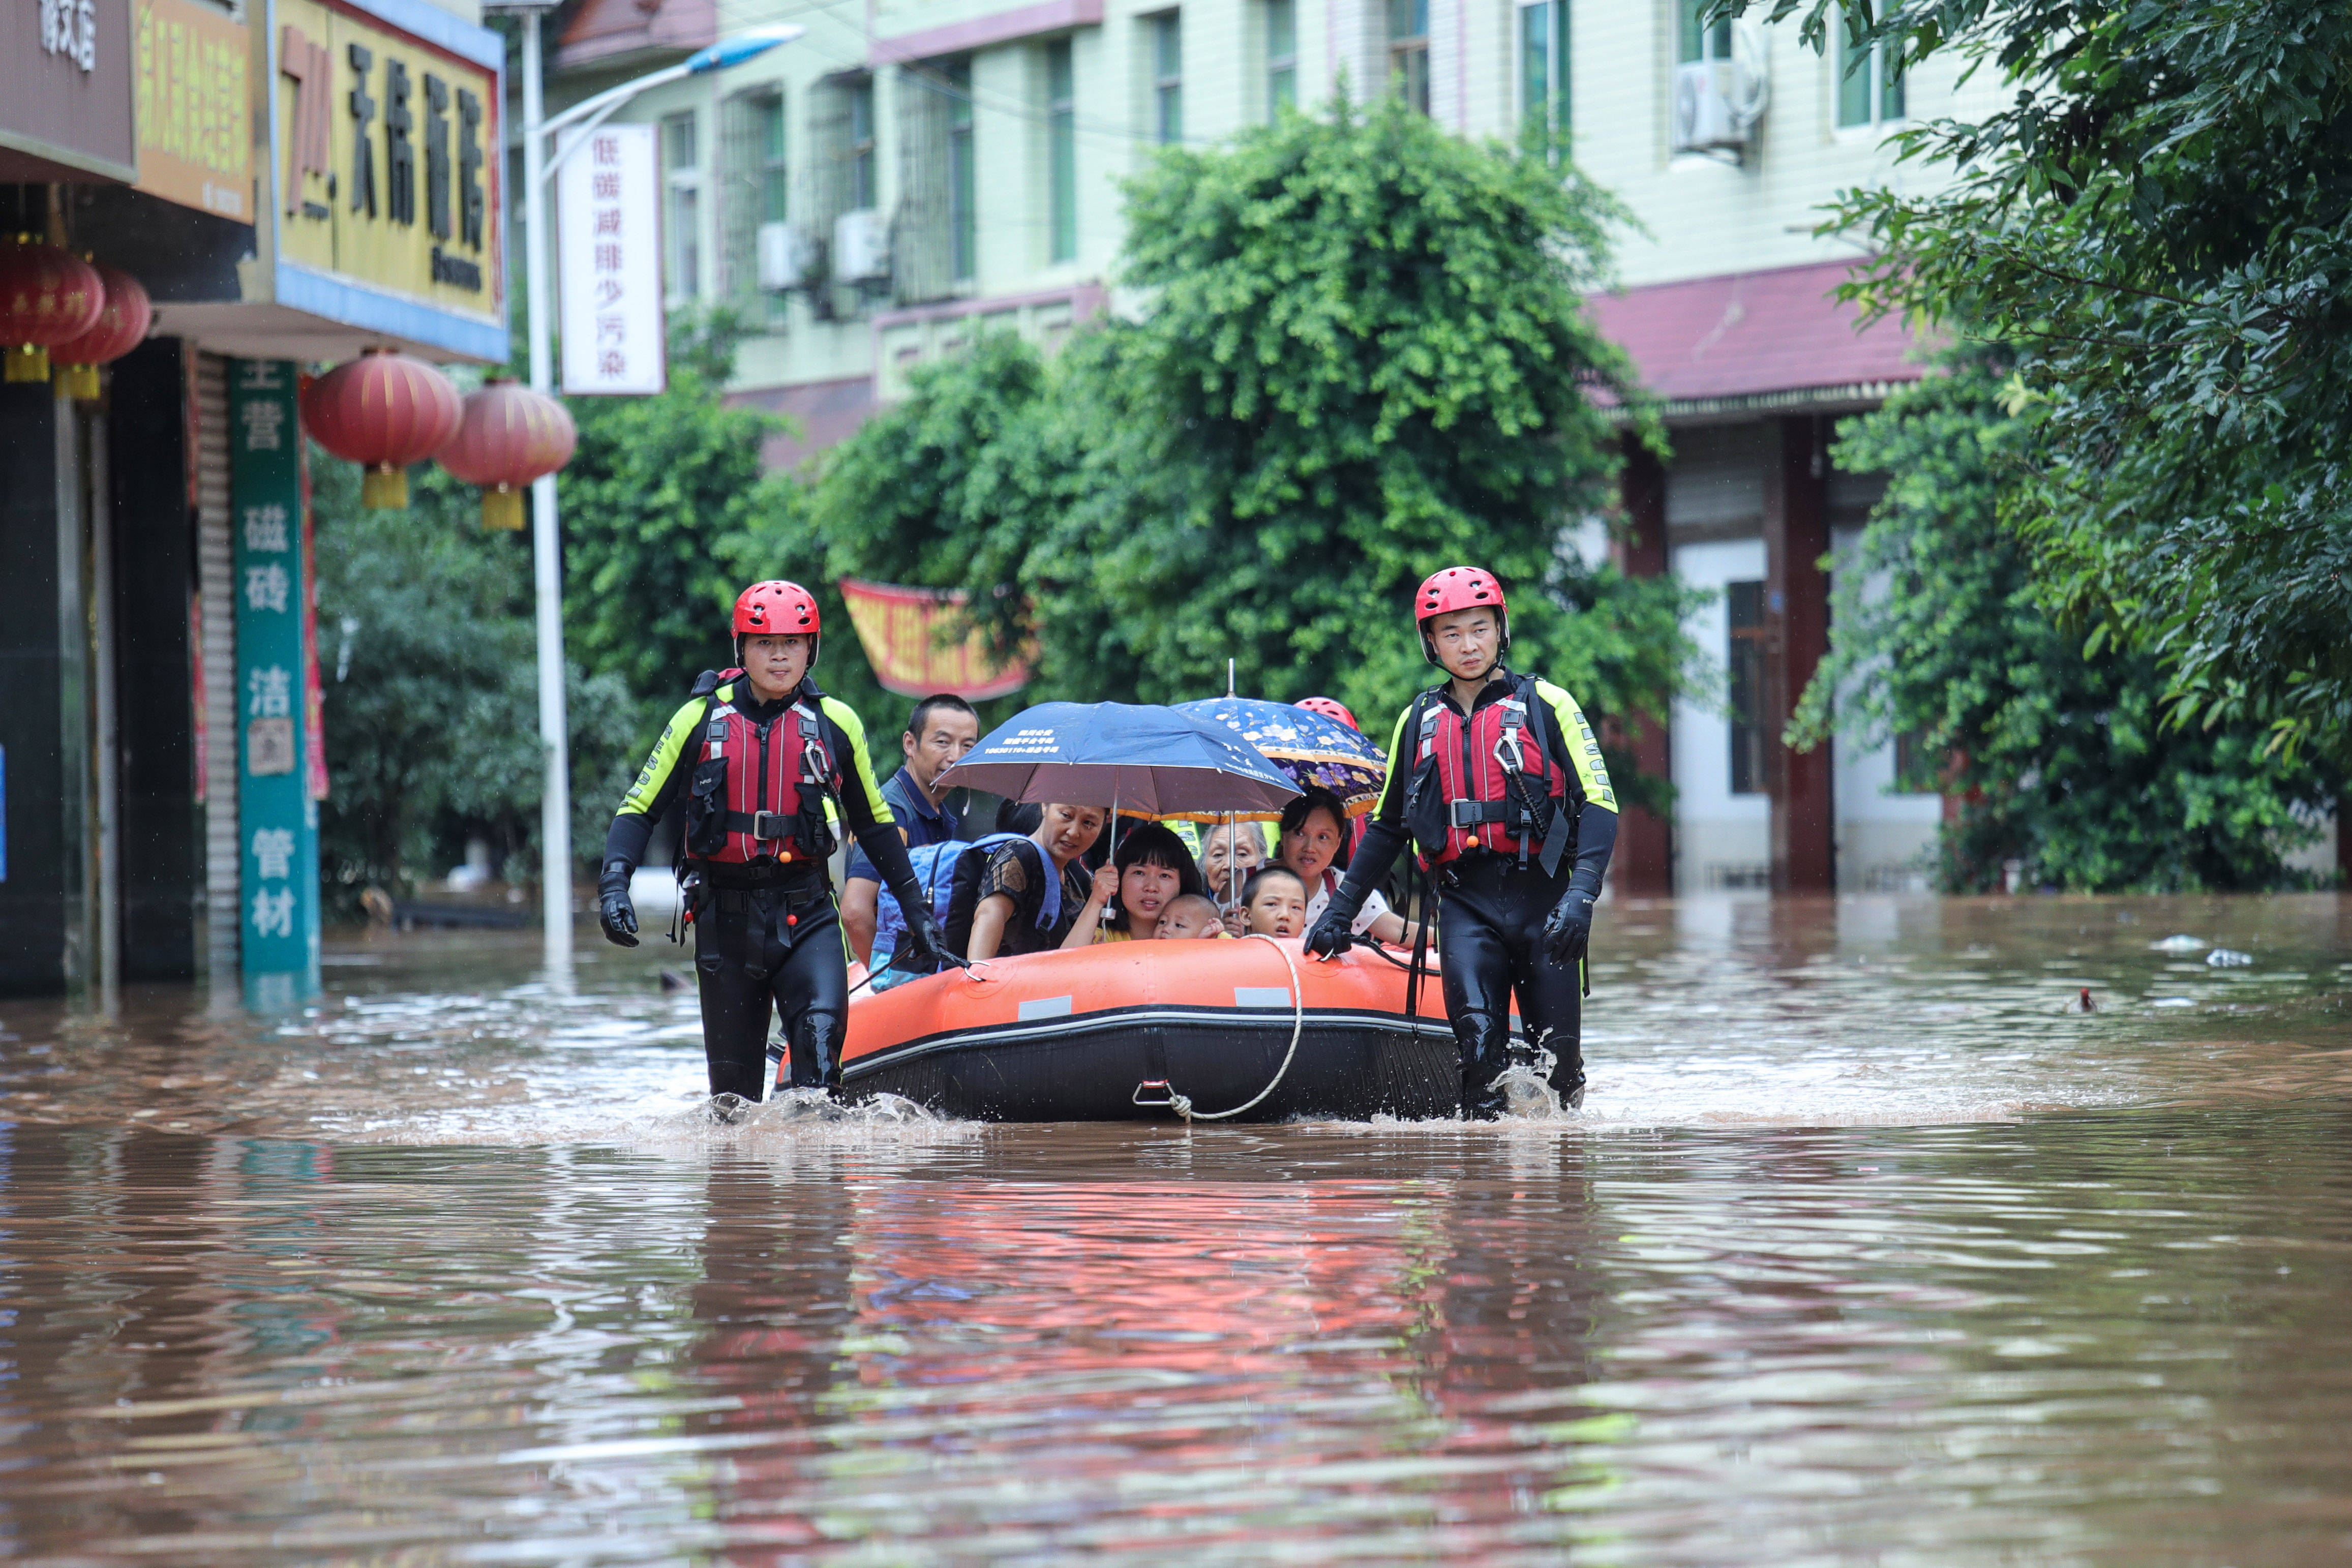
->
<box><xmin>523</xmin><ymin>9</ymin><xmax>574</xmax><ymax>980</ymax></box>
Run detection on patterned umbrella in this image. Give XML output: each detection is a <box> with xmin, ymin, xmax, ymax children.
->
<box><xmin>936</xmin><ymin>702</ymin><xmax>1301</xmax><ymax>819</ymax></box>
<box><xmin>1174</xmin><ymin>698</ymin><xmax>1390</xmax><ymax>820</ymax></box>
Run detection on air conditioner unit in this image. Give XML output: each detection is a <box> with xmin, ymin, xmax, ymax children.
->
<box><xmin>757</xmin><ymin>221</ymin><xmax>819</xmax><ymax>290</ymax></box>
<box><xmin>832</xmin><ymin>208</ymin><xmax>891</xmax><ymax>284</ymax></box>
<box><xmin>1671</xmin><ymin>22</ymin><xmax>1769</xmax><ymax>156</ymax></box>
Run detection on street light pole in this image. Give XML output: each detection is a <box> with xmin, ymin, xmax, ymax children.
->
<box><xmin>498</xmin><ymin>10</ymin><xmax>801</xmax><ymax>978</ymax></box>
<box><xmin>519</xmin><ymin>5</ymin><xmax>570</xmax><ymax>980</ymax></box>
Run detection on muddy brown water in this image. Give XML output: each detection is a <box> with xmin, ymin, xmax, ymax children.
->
<box><xmin>3</xmin><ymin>894</ymin><xmax>2350</xmax><ymax>1565</ymax></box>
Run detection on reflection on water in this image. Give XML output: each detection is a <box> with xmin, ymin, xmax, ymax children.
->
<box><xmin>1</xmin><ymin>894</ymin><xmax>2349</xmax><ymax>1563</ymax></box>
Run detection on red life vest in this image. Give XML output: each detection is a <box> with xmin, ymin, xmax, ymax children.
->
<box><xmin>684</xmin><ymin>690</ymin><xmax>841</xmax><ymax>865</ymax></box>
<box><xmin>1404</xmin><ymin>677</ymin><xmax>1576</xmax><ymax>870</ymax></box>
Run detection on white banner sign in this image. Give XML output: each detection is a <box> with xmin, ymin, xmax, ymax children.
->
<box><xmin>558</xmin><ymin>124</ymin><xmax>666</xmax><ymax>396</ymax></box>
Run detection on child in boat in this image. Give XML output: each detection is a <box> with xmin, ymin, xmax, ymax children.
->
<box><xmin>1238</xmin><ymin>866</ymin><xmax>1308</xmax><ymax>939</ymax></box>
<box><xmin>1154</xmin><ymin>893</ymin><xmax>1226</xmax><ymax>940</ymax></box>
<box><xmin>1063</xmin><ymin>822</ymin><xmax>1206</xmax><ymax>945</ymax></box>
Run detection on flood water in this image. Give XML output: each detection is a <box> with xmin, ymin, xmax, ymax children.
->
<box><xmin>4</xmin><ymin>894</ymin><xmax>2350</xmax><ymax>1564</ymax></box>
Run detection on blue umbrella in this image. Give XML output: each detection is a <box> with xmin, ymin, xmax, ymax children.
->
<box><xmin>1175</xmin><ymin>698</ymin><xmax>1390</xmax><ymax>819</ymax></box>
<box><xmin>936</xmin><ymin>702</ymin><xmax>1302</xmax><ymax>820</ymax></box>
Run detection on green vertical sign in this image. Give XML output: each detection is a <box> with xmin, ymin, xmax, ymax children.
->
<box><xmin>228</xmin><ymin>358</ymin><xmax>320</xmax><ymax>1008</ymax></box>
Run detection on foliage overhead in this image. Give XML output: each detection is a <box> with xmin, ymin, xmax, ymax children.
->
<box><xmin>813</xmin><ymin>98</ymin><xmax>1701</xmax><ymax>805</ymax></box>
<box><xmin>1724</xmin><ymin>0</ymin><xmax>2352</xmax><ymax>767</ymax></box>
<box><xmin>1789</xmin><ymin>356</ymin><xmax>2339</xmax><ymax>892</ymax></box>
<box><xmin>556</xmin><ymin>307</ymin><xmax>901</xmax><ymax>749</ymax></box>
<box><xmin>312</xmin><ymin>454</ymin><xmax>646</xmax><ymax>898</ymax></box>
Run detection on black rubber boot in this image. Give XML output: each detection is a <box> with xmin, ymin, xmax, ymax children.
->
<box><xmin>1456</xmin><ymin>1010</ymin><xmax>1511</xmax><ymax>1122</ymax></box>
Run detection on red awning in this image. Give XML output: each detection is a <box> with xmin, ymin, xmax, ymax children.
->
<box><xmin>1586</xmin><ymin>259</ymin><xmax>1923</xmax><ymax>410</ymax></box>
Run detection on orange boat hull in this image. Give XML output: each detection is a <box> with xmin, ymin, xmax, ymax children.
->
<box><xmin>836</xmin><ymin>938</ymin><xmax>1468</xmax><ymax>1122</ymax></box>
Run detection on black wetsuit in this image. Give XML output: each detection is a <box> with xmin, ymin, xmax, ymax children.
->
<box><xmin>602</xmin><ymin>677</ymin><xmax>932</xmax><ymax>1100</ymax></box>
<box><xmin>1318</xmin><ymin>669</ymin><xmax>1619</xmax><ymax>1118</ymax></box>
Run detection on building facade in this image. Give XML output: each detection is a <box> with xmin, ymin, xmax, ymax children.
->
<box><xmin>2</xmin><ymin>0</ymin><xmax>508</xmax><ymax>998</ymax></box>
<box><xmin>548</xmin><ymin>1</ymin><xmax>2339</xmax><ymax>894</ymax></box>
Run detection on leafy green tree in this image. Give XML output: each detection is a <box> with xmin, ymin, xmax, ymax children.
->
<box><xmin>1790</xmin><ymin>356</ymin><xmax>2339</xmax><ymax>891</ymax></box>
<box><xmin>1727</xmin><ymin>0</ymin><xmax>2352</xmax><ymax>765</ymax></box>
<box><xmin>813</xmin><ymin>99</ymin><xmax>1701</xmax><ymax>804</ymax></box>
<box><xmin>556</xmin><ymin>307</ymin><xmax>901</xmax><ymax>760</ymax></box>
<box><xmin>312</xmin><ymin>455</ymin><xmax>647</xmax><ymax>900</ymax></box>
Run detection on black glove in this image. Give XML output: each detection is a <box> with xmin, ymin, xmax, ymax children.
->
<box><xmin>597</xmin><ymin>858</ymin><xmax>639</xmax><ymax>948</ymax></box>
<box><xmin>1542</xmin><ymin>888</ymin><xmax>1594</xmax><ymax>964</ymax></box>
<box><xmin>894</xmin><ymin>892</ymin><xmax>957</xmax><ymax>970</ymax></box>
<box><xmin>1303</xmin><ymin>909</ymin><xmax>1355</xmax><ymax>959</ymax></box>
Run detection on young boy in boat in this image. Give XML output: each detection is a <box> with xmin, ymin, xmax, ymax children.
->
<box><xmin>1155</xmin><ymin>894</ymin><xmax>1226</xmax><ymax>940</ymax></box>
<box><xmin>594</xmin><ymin>582</ymin><xmax>948</xmax><ymax>1103</ymax></box>
<box><xmin>1303</xmin><ymin>566</ymin><xmax>1618</xmax><ymax>1118</ymax></box>
<box><xmin>1238</xmin><ymin>866</ymin><xmax>1309</xmax><ymax>938</ymax></box>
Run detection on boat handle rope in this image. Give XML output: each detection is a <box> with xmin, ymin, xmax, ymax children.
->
<box><xmin>1137</xmin><ymin>934</ymin><xmax>1305</xmax><ymax>1124</ymax></box>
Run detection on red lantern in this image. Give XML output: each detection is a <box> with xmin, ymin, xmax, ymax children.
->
<box><xmin>436</xmin><ymin>378</ymin><xmax>578</xmax><ymax>530</ymax></box>
<box><xmin>0</xmin><ymin>236</ymin><xmax>104</xmax><ymax>383</ymax></box>
<box><xmin>51</xmin><ymin>262</ymin><xmax>152</xmax><ymax>401</ymax></box>
<box><xmin>299</xmin><ymin>346</ymin><xmax>463</xmax><ymax>508</ymax></box>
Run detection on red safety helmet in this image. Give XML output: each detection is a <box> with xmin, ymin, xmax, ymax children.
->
<box><xmin>1414</xmin><ymin>566</ymin><xmax>1509</xmax><ymax>665</ymax></box>
<box><xmin>733</xmin><ymin>580</ymin><xmax>822</xmax><ymax>666</ymax></box>
<box><xmin>1294</xmin><ymin>696</ymin><xmax>1361</xmax><ymax>732</ymax></box>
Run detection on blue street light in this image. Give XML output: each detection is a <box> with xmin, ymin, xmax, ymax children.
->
<box><xmin>684</xmin><ymin>26</ymin><xmax>801</xmax><ymax>74</ymax></box>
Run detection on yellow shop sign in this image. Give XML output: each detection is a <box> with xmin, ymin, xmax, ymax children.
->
<box><xmin>134</xmin><ymin>0</ymin><xmax>253</xmax><ymax>220</ymax></box>
<box><xmin>272</xmin><ymin>0</ymin><xmax>501</xmax><ymax>322</ymax></box>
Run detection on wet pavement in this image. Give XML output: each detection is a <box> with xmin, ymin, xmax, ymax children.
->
<box><xmin>3</xmin><ymin>894</ymin><xmax>2350</xmax><ymax>1564</ymax></box>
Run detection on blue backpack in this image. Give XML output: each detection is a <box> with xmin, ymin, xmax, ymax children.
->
<box><xmin>873</xmin><ymin>833</ymin><xmax>1064</xmax><ymax>966</ymax></box>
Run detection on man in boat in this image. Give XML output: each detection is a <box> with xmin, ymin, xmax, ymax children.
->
<box><xmin>595</xmin><ymin>581</ymin><xmax>949</xmax><ymax>1102</ymax></box>
<box><xmin>1303</xmin><ymin>566</ymin><xmax>1617</xmax><ymax>1119</ymax></box>
<box><xmin>839</xmin><ymin>692</ymin><xmax>981</xmax><ymax>982</ymax></box>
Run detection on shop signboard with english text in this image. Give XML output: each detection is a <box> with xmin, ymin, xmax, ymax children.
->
<box><xmin>268</xmin><ymin>0</ymin><xmax>505</xmax><ymax>361</ymax></box>
<box><xmin>557</xmin><ymin>123</ymin><xmax>666</xmax><ymax>396</ymax></box>
<box><xmin>228</xmin><ymin>357</ymin><xmax>321</xmax><ymax>1008</ymax></box>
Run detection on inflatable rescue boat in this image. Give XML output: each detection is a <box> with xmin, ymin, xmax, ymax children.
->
<box><xmin>830</xmin><ymin>936</ymin><xmax>1474</xmax><ymax>1123</ymax></box>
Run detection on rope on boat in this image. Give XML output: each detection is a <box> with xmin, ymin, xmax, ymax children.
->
<box><xmin>1154</xmin><ymin>934</ymin><xmax>1306</xmax><ymax>1124</ymax></box>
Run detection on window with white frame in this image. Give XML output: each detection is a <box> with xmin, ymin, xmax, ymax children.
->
<box><xmin>1265</xmin><ymin>0</ymin><xmax>1296</xmax><ymax>117</ymax></box>
<box><xmin>661</xmin><ymin>111</ymin><xmax>700</xmax><ymax>300</ymax></box>
<box><xmin>1836</xmin><ymin>4</ymin><xmax>1905</xmax><ymax>127</ymax></box>
<box><xmin>1046</xmin><ymin>39</ymin><xmax>1076</xmax><ymax>262</ymax></box>
<box><xmin>1519</xmin><ymin>0</ymin><xmax>1567</xmax><ymax>143</ymax></box>
<box><xmin>757</xmin><ymin>94</ymin><xmax>788</xmax><ymax>225</ymax></box>
<box><xmin>944</xmin><ymin>58</ymin><xmax>976</xmax><ymax>281</ymax></box>
<box><xmin>1388</xmin><ymin>0</ymin><xmax>1428</xmax><ymax>114</ymax></box>
<box><xmin>848</xmin><ymin>78</ymin><xmax>878</xmax><ymax>207</ymax></box>
<box><xmin>1677</xmin><ymin>0</ymin><xmax>1730</xmax><ymax>68</ymax></box>
<box><xmin>1152</xmin><ymin>13</ymin><xmax>1183</xmax><ymax>144</ymax></box>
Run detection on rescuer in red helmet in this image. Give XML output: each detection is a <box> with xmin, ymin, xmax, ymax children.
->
<box><xmin>1293</xmin><ymin>695</ymin><xmax>1360</xmax><ymax>731</ymax></box>
<box><xmin>596</xmin><ymin>580</ymin><xmax>949</xmax><ymax>1108</ymax></box>
<box><xmin>1302</xmin><ymin>566</ymin><xmax>1619</xmax><ymax>1117</ymax></box>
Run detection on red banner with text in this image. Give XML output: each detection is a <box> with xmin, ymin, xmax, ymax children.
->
<box><xmin>839</xmin><ymin>579</ymin><xmax>1031</xmax><ymax>701</ymax></box>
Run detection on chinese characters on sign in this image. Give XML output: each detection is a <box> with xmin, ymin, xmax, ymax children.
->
<box><xmin>41</xmin><ymin>0</ymin><xmax>97</xmax><ymax>71</ymax></box>
<box><xmin>558</xmin><ymin>124</ymin><xmax>666</xmax><ymax>396</ymax></box>
<box><xmin>273</xmin><ymin>0</ymin><xmax>500</xmax><ymax>320</ymax></box>
<box><xmin>135</xmin><ymin>0</ymin><xmax>251</xmax><ymax>219</ymax></box>
<box><xmin>228</xmin><ymin>358</ymin><xmax>321</xmax><ymax>1000</ymax></box>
